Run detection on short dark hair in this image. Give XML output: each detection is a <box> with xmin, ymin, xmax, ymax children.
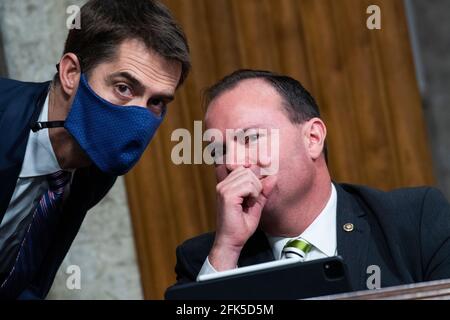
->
<box><xmin>55</xmin><ymin>0</ymin><xmax>190</xmax><ymax>86</ymax></box>
<box><xmin>204</xmin><ymin>69</ymin><xmax>328</xmax><ymax>162</ymax></box>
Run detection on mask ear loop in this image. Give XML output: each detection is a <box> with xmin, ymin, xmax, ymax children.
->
<box><xmin>31</xmin><ymin>55</ymin><xmax>84</xmax><ymax>132</ymax></box>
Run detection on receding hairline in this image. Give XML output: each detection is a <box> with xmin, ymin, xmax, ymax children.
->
<box><xmin>205</xmin><ymin>77</ymin><xmax>283</xmax><ymax>110</ymax></box>
<box><xmin>204</xmin><ymin>77</ymin><xmax>294</xmax><ymax>128</ymax></box>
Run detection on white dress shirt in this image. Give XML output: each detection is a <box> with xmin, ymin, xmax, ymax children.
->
<box><xmin>0</xmin><ymin>93</ymin><xmax>62</xmax><ymax>252</ymax></box>
<box><xmin>197</xmin><ymin>183</ymin><xmax>337</xmax><ymax>278</ymax></box>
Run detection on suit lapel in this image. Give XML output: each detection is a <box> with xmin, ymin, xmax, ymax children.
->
<box><xmin>238</xmin><ymin>229</ymin><xmax>274</xmax><ymax>267</ymax></box>
<box><xmin>335</xmin><ymin>183</ymin><xmax>371</xmax><ymax>291</ymax></box>
<box><xmin>0</xmin><ymin>82</ymin><xmax>49</xmax><ymax>221</ymax></box>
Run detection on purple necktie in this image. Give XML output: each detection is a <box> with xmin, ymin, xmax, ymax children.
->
<box><xmin>0</xmin><ymin>170</ymin><xmax>71</xmax><ymax>298</ymax></box>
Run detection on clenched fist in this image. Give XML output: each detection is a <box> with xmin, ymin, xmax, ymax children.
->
<box><xmin>208</xmin><ymin>166</ymin><xmax>277</xmax><ymax>271</ymax></box>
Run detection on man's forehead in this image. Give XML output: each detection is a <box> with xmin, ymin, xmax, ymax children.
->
<box><xmin>214</xmin><ymin>78</ymin><xmax>279</xmax><ymax>102</ymax></box>
<box><xmin>205</xmin><ymin>79</ymin><xmax>284</xmax><ymax>128</ymax></box>
<box><xmin>111</xmin><ymin>39</ymin><xmax>181</xmax><ymax>89</ymax></box>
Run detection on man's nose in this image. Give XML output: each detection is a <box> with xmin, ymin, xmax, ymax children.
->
<box><xmin>224</xmin><ymin>140</ymin><xmax>258</xmax><ymax>173</ymax></box>
<box><xmin>225</xmin><ymin>151</ymin><xmax>253</xmax><ymax>174</ymax></box>
<box><xmin>225</xmin><ymin>161</ymin><xmax>251</xmax><ymax>173</ymax></box>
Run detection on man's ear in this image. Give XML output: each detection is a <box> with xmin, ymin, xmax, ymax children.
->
<box><xmin>58</xmin><ymin>53</ymin><xmax>81</xmax><ymax>96</ymax></box>
<box><xmin>304</xmin><ymin>117</ymin><xmax>327</xmax><ymax>160</ymax></box>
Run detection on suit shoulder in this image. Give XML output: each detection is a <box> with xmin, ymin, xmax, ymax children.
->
<box><xmin>177</xmin><ymin>232</ymin><xmax>214</xmax><ymax>263</ymax></box>
<box><xmin>173</xmin><ymin>232</ymin><xmax>215</xmax><ymax>282</ymax></box>
<box><xmin>0</xmin><ymin>78</ymin><xmax>50</xmax><ymax>100</ymax></box>
<box><xmin>0</xmin><ymin>77</ymin><xmax>49</xmax><ymax>92</ymax></box>
<box><xmin>0</xmin><ymin>77</ymin><xmax>22</xmax><ymax>87</ymax></box>
<box><xmin>337</xmin><ymin>183</ymin><xmax>450</xmax><ymax>250</ymax></box>
<box><xmin>337</xmin><ymin>183</ymin><xmax>449</xmax><ymax>228</ymax></box>
<box><xmin>0</xmin><ymin>77</ymin><xmax>51</xmax><ymax>112</ymax></box>
<box><xmin>339</xmin><ymin>183</ymin><xmax>440</xmax><ymax>209</ymax></box>
<box><xmin>178</xmin><ymin>232</ymin><xmax>215</xmax><ymax>255</ymax></box>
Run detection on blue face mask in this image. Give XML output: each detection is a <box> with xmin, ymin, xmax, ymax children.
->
<box><xmin>32</xmin><ymin>73</ymin><xmax>165</xmax><ymax>176</ymax></box>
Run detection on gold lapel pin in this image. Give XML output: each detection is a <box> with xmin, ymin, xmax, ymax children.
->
<box><xmin>343</xmin><ymin>223</ymin><xmax>354</xmax><ymax>232</ymax></box>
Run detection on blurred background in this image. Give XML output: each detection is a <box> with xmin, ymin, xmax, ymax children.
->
<box><xmin>0</xmin><ymin>0</ymin><xmax>448</xmax><ymax>299</ymax></box>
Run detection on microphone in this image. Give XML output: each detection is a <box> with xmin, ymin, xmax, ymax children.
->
<box><xmin>30</xmin><ymin>121</ymin><xmax>65</xmax><ymax>132</ymax></box>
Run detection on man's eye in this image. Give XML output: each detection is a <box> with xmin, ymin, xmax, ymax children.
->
<box><xmin>115</xmin><ymin>84</ymin><xmax>132</xmax><ymax>97</ymax></box>
<box><xmin>210</xmin><ymin>145</ymin><xmax>226</xmax><ymax>160</ymax></box>
<box><xmin>150</xmin><ymin>98</ymin><xmax>164</xmax><ymax>107</ymax></box>
<box><xmin>148</xmin><ymin>98</ymin><xmax>167</xmax><ymax>116</ymax></box>
<box><xmin>245</xmin><ymin>133</ymin><xmax>259</xmax><ymax>144</ymax></box>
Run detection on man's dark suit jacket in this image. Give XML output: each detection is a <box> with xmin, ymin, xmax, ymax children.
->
<box><xmin>173</xmin><ymin>183</ymin><xmax>450</xmax><ymax>292</ymax></box>
<box><xmin>0</xmin><ymin>77</ymin><xmax>116</xmax><ymax>299</ymax></box>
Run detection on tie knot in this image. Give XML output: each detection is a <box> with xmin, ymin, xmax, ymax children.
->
<box><xmin>282</xmin><ymin>238</ymin><xmax>312</xmax><ymax>260</ymax></box>
<box><xmin>47</xmin><ymin>171</ymin><xmax>71</xmax><ymax>193</ymax></box>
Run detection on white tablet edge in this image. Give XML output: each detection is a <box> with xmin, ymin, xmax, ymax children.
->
<box><xmin>197</xmin><ymin>257</ymin><xmax>302</xmax><ymax>282</ymax></box>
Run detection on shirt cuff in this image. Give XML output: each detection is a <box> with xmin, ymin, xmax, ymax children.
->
<box><xmin>196</xmin><ymin>257</ymin><xmax>219</xmax><ymax>281</ymax></box>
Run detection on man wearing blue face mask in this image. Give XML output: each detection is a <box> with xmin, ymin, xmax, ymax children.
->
<box><xmin>0</xmin><ymin>0</ymin><xmax>190</xmax><ymax>299</ymax></box>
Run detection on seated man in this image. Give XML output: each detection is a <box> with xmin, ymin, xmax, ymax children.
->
<box><xmin>171</xmin><ymin>69</ymin><xmax>450</xmax><ymax>291</ymax></box>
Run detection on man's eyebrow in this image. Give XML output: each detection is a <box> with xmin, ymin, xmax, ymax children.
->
<box><xmin>107</xmin><ymin>71</ymin><xmax>145</xmax><ymax>93</ymax></box>
<box><xmin>151</xmin><ymin>93</ymin><xmax>175</xmax><ymax>103</ymax></box>
<box><xmin>236</xmin><ymin>126</ymin><xmax>267</xmax><ymax>133</ymax></box>
<box><xmin>107</xmin><ymin>71</ymin><xmax>175</xmax><ymax>101</ymax></box>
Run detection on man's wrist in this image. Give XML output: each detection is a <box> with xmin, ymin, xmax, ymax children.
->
<box><xmin>208</xmin><ymin>243</ymin><xmax>242</xmax><ymax>271</ymax></box>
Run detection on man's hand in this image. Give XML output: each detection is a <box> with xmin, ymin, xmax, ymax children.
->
<box><xmin>208</xmin><ymin>166</ymin><xmax>277</xmax><ymax>271</ymax></box>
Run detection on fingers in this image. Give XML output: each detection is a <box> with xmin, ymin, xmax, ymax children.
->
<box><xmin>227</xmin><ymin>172</ymin><xmax>262</xmax><ymax>195</ymax></box>
<box><xmin>218</xmin><ymin>178</ymin><xmax>261</xmax><ymax>200</ymax></box>
<box><xmin>219</xmin><ymin>166</ymin><xmax>262</xmax><ymax>190</ymax></box>
<box><xmin>213</xmin><ymin>167</ymin><xmax>273</xmax><ymax>257</ymax></box>
<box><xmin>217</xmin><ymin>167</ymin><xmax>263</xmax><ymax>200</ymax></box>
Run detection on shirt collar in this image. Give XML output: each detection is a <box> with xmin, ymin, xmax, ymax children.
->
<box><xmin>267</xmin><ymin>183</ymin><xmax>337</xmax><ymax>259</ymax></box>
<box><xmin>19</xmin><ymin>92</ymin><xmax>62</xmax><ymax>178</ymax></box>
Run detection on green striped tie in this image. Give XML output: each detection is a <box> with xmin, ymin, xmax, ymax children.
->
<box><xmin>282</xmin><ymin>238</ymin><xmax>312</xmax><ymax>261</ymax></box>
